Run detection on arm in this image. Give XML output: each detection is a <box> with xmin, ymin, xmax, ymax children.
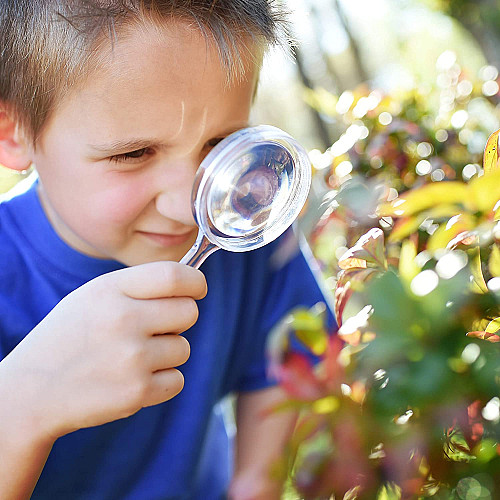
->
<box><xmin>228</xmin><ymin>385</ymin><xmax>297</xmax><ymax>500</ymax></box>
<box><xmin>0</xmin><ymin>362</ymin><xmax>55</xmax><ymax>499</ymax></box>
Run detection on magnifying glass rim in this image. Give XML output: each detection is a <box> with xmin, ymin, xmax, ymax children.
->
<box><xmin>191</xmin><ymin>124</ymin><xmax>311</xmax><ymax>252</ymax></box>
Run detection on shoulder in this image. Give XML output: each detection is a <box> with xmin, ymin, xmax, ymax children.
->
<box><xmin>204</xmin><ymin>229</ymin><xmax>302</xmax><ymax>279</ymax></box>
<box><xmin>202</xmin><ymin>228</ymin><xmax>323</xmax><ymax>307</ymax></box>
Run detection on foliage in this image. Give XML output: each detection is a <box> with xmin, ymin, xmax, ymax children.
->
<box><xmin>271</xmin><ymin>57</ymin><xmax>500</xmax><ymax>499</ymax></box>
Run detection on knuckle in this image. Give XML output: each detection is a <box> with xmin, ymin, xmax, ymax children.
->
<box><xmin>123</xmin><ymin>376</ymin><xmax>149</xmax><ymax>412</ymax></box>
<box><xmin>114</xmin><ymin>306</ymin><xmax>138</xmax><ymax>330</ymax></box>
<box><xmin>162</xmin><ymin>262</ymin><xmax>182</xmax><ymax>291</ymax></box>
<box><xmin>118</xmin><ymin>340</ymin><xmax>146</xmax><ymax>373</ymax></box>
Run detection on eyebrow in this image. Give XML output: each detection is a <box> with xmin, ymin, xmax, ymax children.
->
<box><xmin>87</xmin><ymin>123</ymin><xmax>251</xmax><ymax>157</ymax></box>
<box><xmin>87</xmin><ymin>138</ymin><xmax>164</xmax><ymax>156</ymax></box>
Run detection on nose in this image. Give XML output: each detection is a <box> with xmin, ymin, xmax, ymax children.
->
<box><xmin>155</xmin><ymin>160</ymin><xmax>197</xmax><ymax>226</ymax></box>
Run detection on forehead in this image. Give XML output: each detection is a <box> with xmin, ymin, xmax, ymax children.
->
<box><xmin>67</xmin><ymin>18</ymin><xmax>260</xmax><ymax>105</ymax></box>
<box><xmin>37</xmin><ymin>19</ymin><xmax>260</xmax><ymax>150</ymax></box>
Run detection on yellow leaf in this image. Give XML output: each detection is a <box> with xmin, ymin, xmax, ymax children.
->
<box><xmin>467</xmin><ymin>169</ymin><xmax>500</xmax><ymax>213</ymax></box>
<box><xmin>483</xmin><ymin>129</ymin><xmax>500</xmax><ymax>175</ymax></box>
<box><xmin>379</xmin><ymin>182</ymin><xmax>467</xmax><ymax>217</ymax></box>
<box><xmin>425</xmin><ymin>204</ymin><xmax>469</xmax><ymax>219</ymax></box>
<box><xmin>485</xmin><ymin>317</ymin><xmax>500</xmax><ymax>334</ymax></box>
<box><xmin>469</xmin><ymin>247</ymin><xmax>489</xmax><ymax>294</ymax></box>
<box><xmin>312</xmin><ymin>396</ymin><xmax>340</xmax><ymax>414</ymax></box>
<box><xmin>388</xmin><ymin>216</ymin><xmax>424</xmax><ymax>242</ymax></box>
<box><xmin>295</xmin><ymin>329</ymin><xmax>329</xmax><ymax>356</ymax></box>
<box><xmin>427</xmin><ymin>214</ymin><xmax>475</xmax><ymax>252</ymax></box>
<box><xmin>399</xmin><ymin>239</ymin><xmax>420</xmax><ymax>282</ymax></box>
<box><xmin>489</xmin><ymin>244</ymin><xmax>500</xmax><ymax>277</ymax></box>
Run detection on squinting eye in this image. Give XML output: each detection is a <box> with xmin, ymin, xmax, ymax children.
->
<box><xmin>109</xmin><ymin>147</ymin><xmax>153</xmax><ymax>163</ymax></box>
<box><xmin>205</xmin><ymin>137</ymin><xmax>225</xmax><ymax>148</ymax></box>
<box><xmin>125</xmin><ymin>148</ymin><xmax>148</xmax><ymax>158</ymax></box>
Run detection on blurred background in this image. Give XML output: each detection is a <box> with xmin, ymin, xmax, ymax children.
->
<box><xmin>253</xmin><ymin>0</ymin><xmax>499</xmax><ymax>151</ymax></box>
<box><xmin>250</xmin><ymin>0</ymin><xmax>500</xmax><ymax>276</ymax></box>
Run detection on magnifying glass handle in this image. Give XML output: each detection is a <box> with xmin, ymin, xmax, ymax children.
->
<box><xmin>179</xmin><ymin>230</ymin><xmax>219</xmax><ymax>269</ymax></box>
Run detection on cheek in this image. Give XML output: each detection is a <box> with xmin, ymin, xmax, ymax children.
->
<box><xmin>86</xmin><ymin>183</ymin><xmax>153</xmax><ymax>226</ymax></box>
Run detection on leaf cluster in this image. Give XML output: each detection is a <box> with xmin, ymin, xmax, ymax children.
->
<box><xmin>273</xmin><ymin>60</ymin><xmax>500</xmax><ymax>499</ymax></box>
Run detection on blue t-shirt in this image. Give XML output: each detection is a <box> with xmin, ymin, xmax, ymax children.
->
<box><xmin>0</xmin><ymin>183</ymin><xmax>331</xmax><ymax>499</ymax></box>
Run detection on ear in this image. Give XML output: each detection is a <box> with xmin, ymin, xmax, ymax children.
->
<box><xmin>0</xmin><ymin>109</ymin><xmax>32</xmax><ymax>171</ymax></box>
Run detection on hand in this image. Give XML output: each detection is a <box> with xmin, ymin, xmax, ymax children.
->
<box><xmin>0</xmin><ymin>261</ymin><xmax>206</xmax><ymax>441</ymax></box>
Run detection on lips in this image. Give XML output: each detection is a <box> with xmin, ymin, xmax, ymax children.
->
<box><xmin>138</xmin><ymin>229</ymin><xmax>196</xmax><ymax>247</ymax></box>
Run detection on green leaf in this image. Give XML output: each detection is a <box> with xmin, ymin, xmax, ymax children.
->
<box><xmin>473</xmin><ymin>439</ymin><xmax>499</xmax><ymax>463</ymax></box>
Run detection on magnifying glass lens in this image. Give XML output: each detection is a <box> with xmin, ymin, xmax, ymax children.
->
<box><xmin>180</xmin><ymin>125</ymin><xmax>311</xmax><ymax>269</ymax></box>
<box><xmin>207</xmin><ymin>144</ymin><xmax>294</xmax><ymax>237</ymax></box>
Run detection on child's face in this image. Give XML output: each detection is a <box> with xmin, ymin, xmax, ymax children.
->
<box><xmin>30</xmin><ymin>21</ymin><xmax>258</xmax><ymax>266</ymax></box>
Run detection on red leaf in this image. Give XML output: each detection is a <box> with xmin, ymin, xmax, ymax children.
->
<box><xmin>466</xmin><ymin>331</ymin><xmax>500</xmax><ymax>343</ymax></box>
<box><xmin>276</xmin><ymin>353</ymin><xmax>323</xmax><ymax>400</ymax></box>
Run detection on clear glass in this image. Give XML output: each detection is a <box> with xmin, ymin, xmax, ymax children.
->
<box><xmin>180</xmin><ymin>125</ymin><xmax>311</xmax><ymax>269</ymax></box>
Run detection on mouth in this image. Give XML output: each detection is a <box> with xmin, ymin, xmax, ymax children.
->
<box><xmin>138</xmin><ymin>229</ymin><xmax>196</xmax><ymax>248</ymax></box>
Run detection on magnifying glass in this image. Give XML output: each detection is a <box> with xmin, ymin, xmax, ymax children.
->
<box><xmin>179</xmin><ymin>125</ymin><xmax>312</xmax><ymax>269</ymax></box>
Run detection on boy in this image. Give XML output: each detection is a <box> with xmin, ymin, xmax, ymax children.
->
<box><xmin>0</xmin><ymin>1</ymin><xmax>330</xmax><ymax>498</ymax></box>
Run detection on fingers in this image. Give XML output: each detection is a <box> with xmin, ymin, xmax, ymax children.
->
<box><xmin>130</xmin><ymin>296</ymin><xmax>200</xmax><ymax>335</ymax></box>
<box><xmin>145</xmin><ymin>334</ymin><xmax>190</xmax><ymax>372</ymax></box>
<box><xmin>143</xmin><ymin>369</ymin><xmax>185</xmax><ymax>407</ymax></box>
<box><xmin>109</xmin><ymin>261</ymin><xmax>207</xmax><ymax>300</ymax></box>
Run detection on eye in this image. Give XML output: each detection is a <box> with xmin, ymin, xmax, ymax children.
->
<box><xmin>205</xmin><ymin>137</ymin><xmax>225</xmax><ymax>149</ymax></box>
<box><xmin>109</xmin><ymin>147</ymin><xmax>154</xmax><ymax>163</ymax></box>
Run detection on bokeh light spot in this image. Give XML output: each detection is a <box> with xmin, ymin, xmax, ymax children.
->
<box><xmin>410</xmin><ymin>270</ymin><xmax>439</xmax><ymax>296</ymax></box>
<box><xmin>482</xmin><ymin>80</ymin><xmax>499</xmax><ymax>97</ymax></box>
<box><xmin>436</xmin><ymin>250</ymin><xmax>468</xmax><ymax>279</ymax></box>
<box><xmin>461</xmin><ymin>343</ymin><xmax>480</xmax><ymax>364</ymax></box>
<box><xmin>451</xmin><ymin>110</ymin><xmax>468</xmax><ymax>129</ymax></box>
<box><xmin>462</xmin><ymin>163</ymin><xmax>480</xmax><ymax>181</ymax></box>
<box><xmin>416</xmin><ymin>160</ymin><xmax>432</xmax><ymax>176</ymax></box>
<box><xmin>417</xmin><ymin>142</ymin><xmax>433</xmax><ymax>158</ymax></box>
<box><xmin>482</xmin><ymin>397</ymin><xmax>500</xmax><ymax>422</ymax></box>
<box><xmin>479</xmin><ymin>65</ymin><xmax>499</xmax><ymax>81</ymax></box>
<box><xmin>431</xmin><ymin>169</ymin><xmax>445</xmax><ymax>181</ymax></box>
<box><xmin>435</xmin><ymin>129</ymin><xmax>449</xmax><ymax>142</ymax></box>
<box><xmin>335</xmin><ymin>160</ymin><xmax>353</xmax><ymax>177</ymax></box>
<box><xmin>378</xmin><ymin>112</ymin><xmax>393</xmax><ymax>126</ymax></box>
